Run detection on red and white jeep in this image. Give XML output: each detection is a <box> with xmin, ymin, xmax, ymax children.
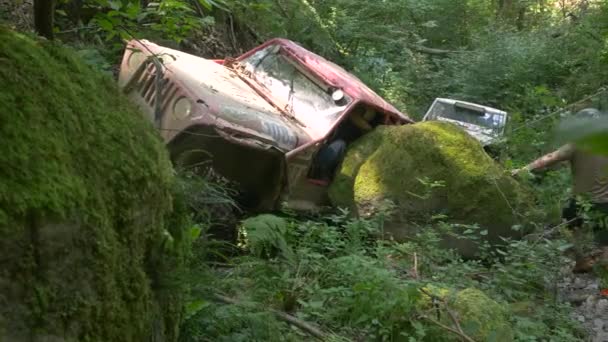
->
<box><xmin>118</xmin><ymin>38</ymin><xmax>413</xmax><ymax>211</ymax></box>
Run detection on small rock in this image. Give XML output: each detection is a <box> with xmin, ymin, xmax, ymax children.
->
<box><xmin>597</xmin><ymin>299</ymin><xmax>608</xmax><ymax>315</ymax></box>
<box><xmin>587</xmin><ymin>295</ymin><xmax>598</xmax><ymax>306</ymax></box>
<box><xmin>578</xmin><ymin>315</ymin><xmax>586</xmax><ymax>323</ymax></box>
<box><xmin>593</xmin><ymin>318</ymin><xmax>605</xmax><ymax>331</ymax></box>
<box><xmin>574</xmin><ymin>277</ymin><xmax>586</xmax><ymax>289</ymax></box>
<box><xmin>594</xmin><ymin>331</ymin><xmax>608</xmax><ymax>342</ymax></box>
<box><xmin>586</xmin><ymin>283</ymin><xmax>600</xmax><ymax>291</ymax></box>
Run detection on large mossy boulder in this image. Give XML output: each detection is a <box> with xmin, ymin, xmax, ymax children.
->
<box><xmin>329</xmin><ymin>121</ymin><xmax>536</xmax><ymax>258</ymax></box>
<box><xmin>0</xmin><ymin>28</ymin><xmax>186</xmax><ymax>341</ymax></box>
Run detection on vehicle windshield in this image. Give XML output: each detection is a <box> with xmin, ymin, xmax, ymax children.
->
<box><xmin>240</xmin><ymin>45</ymin><xmax>348</xmax><ymax>131</ymax></box>
<box><xmin>430</xmin><ymin>102</ymin><xmax>506</xmax><ymax>135</ymax></box>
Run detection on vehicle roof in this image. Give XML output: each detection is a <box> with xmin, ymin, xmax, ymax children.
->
<box><xmin>237</xmin><ymin>38</ymin><xmax>414</xmax><ymax>123</ymax></box>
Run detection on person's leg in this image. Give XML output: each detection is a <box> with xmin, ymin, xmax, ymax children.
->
<box><xmin>562</xmin><ymin>197</ymin><xmax>582</xmax><ymax>229</ymax></box>
<box><xmin>591</xmin><ymin>202</ymin><xmax>608</xmax><ymax>246</ymax></box>
<box><xmin>315</xmin><ymin>139</ymin><xmax>346</xmax><ymax>181</ymax></box>
<box><xmin>569</xmin><ymin>199</ymin><xmax>608</xmax><ymax>272</ymax></box>
<box><xmin>562</xmin><ymin>197</ymin><xmax>591</xmax><ymax>272</ymax></box>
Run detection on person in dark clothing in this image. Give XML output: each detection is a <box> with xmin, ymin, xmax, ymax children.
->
<box><xmin>311</xmin><ymin>107</ymin><xmax>376</xmax><ymax>184</ymax></box>
<box><xmin>513</xmin><ymin>108</ymin><xmax>608</xmax><ymax>271</ymax></box>
<box><xmin>314</xmin><ymin>139</ymin><xmax>347</xmax><ymax>183</ymax></box>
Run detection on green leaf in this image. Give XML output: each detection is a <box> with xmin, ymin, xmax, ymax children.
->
<box><xmin>198</xmin><ymin>0</ymin><xmax>213</xmax><ymax>11</ymax></box>
<box><xmin>185</xmin><ymin>299</ymin><xmax>209</xmax><ymax>320</ymax></box>
<box><xmin>201</xmin><ymin>0</ymin><xmax>229</xmax><ymax>11</ymax></box>
<box><xmin>189</xmin><ymin>225</ymin><xmax>202</xmax><ymax>241</ymax></box>
<box><xmin>307</xmin><ymin>300</ymin><xmax>324</xmax><ymax>309</ymax></box>
<box><xmin>108</xmin><ymin>0</ymin><xmax>122</xmax><ymax>10</ymax></box>
<box><xmin>125</xmin><ymin>3</ymin><xmax>141</xmax><ymax>19</ymax></box>
<box><xmin>96</xmin><ymin>17</ymin><xmax>114</xmax><ymax>32</ymax></box>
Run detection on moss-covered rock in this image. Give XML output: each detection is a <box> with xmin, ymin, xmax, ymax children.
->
<box><xmin>418</xmin><ymin>287</ymin><xmax>513</xmax><ymax>341</ymax></box>
<box><xmin>452</xmin><ymin>288</ymin><xmax>513</xmax><ymax>341</ymax></box>
<box><xmin>329</xmin><ymin>121</ymin><xmax>537</xmax><ymax>258</ymax></box>
<box><xmin>0</xmin><ymin>28</ymin><xmax>185</xmax><ymax>341</ymax></box>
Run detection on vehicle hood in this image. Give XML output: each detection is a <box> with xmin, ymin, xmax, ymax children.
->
<box><xmin>151</xmin><ymin>43</ymin><xmax>310</xmax><ymax>151</ymax></box>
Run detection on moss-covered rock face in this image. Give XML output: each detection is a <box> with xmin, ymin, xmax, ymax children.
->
<box><xmin>0</xmin><ymin>28</ymin><xmax>183</xmax><ymax>341</ymax></box>
<box><xmin>329</xmin><ymin>121</ymin><xmax>536</xmax><ymax>258</ymax></box>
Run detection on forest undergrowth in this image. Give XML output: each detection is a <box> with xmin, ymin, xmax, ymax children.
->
<box><xmin>177</xmin><ymin>172</ymin><xmax>590</xmax><ymax>342</ymax></box>
<box><xmin>4</xmin><ymin>0</ymin><xmax>608</xmax><ymax>340</ymax></box>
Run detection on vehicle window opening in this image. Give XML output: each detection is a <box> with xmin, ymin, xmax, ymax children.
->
<box><xmin>308</xmin><ymin>105</ymin><xmax>381</xmax><ymax>185</ymax></box>
<box><xmin>241</xmin><ymin>45</ymin><xmax>350</xmax><ymax>130</ymax></box>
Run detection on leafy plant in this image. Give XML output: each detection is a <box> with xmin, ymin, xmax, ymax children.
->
<box><xmin>181</xmin><ymin>207</ymin><xmax>586</xmax><ymax>341</ymax></box>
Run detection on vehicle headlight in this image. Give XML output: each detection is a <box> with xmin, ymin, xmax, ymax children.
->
<box><xmin>173</xmin><ymin>97</ymin><xmax>192</xmax><ymax>120</ymax></box>
<box><xmin>119</xmin><ymin>50</ymin><xmax>147</xmax><ymax>88</ymax></box>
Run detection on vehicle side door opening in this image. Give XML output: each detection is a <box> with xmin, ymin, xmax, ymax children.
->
<box><xmin>308</xmin><ymin>105</ymin><xmax>382</xmax><ymax>185</ymax></box>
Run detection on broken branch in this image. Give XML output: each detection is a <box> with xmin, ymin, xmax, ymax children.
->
<box><xmin>420</xmin><ymin>315</ymin><xmax>476</xmax><ymax>342</ymax></box>
<box><xmin>410</xmin><ymin>45</ymin><xmax>457</xmax><ymax>55</ymax></box>
<box><xmin>418</xmin><ymin>288</ymin><xmax>476</xmax><ymax>342</ymax></box>
<box><xmin>412</xmin><ymin>252</ymin><xmax>419</xmax><ymax>280</ymax></box>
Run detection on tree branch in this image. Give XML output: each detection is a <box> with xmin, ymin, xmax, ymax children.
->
<box><xmin>420</xmin><ymin>315</ymin><xmax>476</xmax><ymax>342</ymax></box>
<box><xmin>410</xmin><ymin>45</ymin><xmax>456</xmax><ymax>55</ymax></box>
<box><xmin>418</xmin><ymin>288</ymin><xmax>476</xmax><ymax>342</ymax></box>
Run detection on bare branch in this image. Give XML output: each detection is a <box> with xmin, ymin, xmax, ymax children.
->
<box><xmin>410</xmin><ymin>45</ymin><xmax>456</xmax><ymax>55</ymax></box>
<box><xmin>420</xmin><ymin>315</ymin><xmax>477</xmax><ymax>342</ymax></box>
<box><xmin>418</xmin><ymin>288</ymin><xmax>477</xmax><ymax>342</ymax></box>
<box><xmin>411</xmin><ymin>252</ymin><xmax>419</xmax><ymax>280</ymax></box>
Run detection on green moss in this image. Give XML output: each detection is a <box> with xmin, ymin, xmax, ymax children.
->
<box><xmin>452</xmin><ymin>288</ymin><xmax>513</xmax><ymax>342</ymax></box>
<box><xmin>0</xmin><ymin>28</ymin><xmax>185</xmax><ymax>341</ymax></box>
<box><xmin>328</xmin><ymin>129</ymin><xmax>386</xmax><ymax>209</ymax></box>
<box><xmin>417</xmin><ymin>286</ymin><xmax>513</xmax><ymax>341</ymax></box>
<box><xmin>330</xmin><ymin>122</ymin><xmax>538</xmax><ymax>257</ymax></box>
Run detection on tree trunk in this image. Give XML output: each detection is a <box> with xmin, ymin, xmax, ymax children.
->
<box><xmin>497</xmin><ymin>0</ymin><xmax>516</xmax><ymax>19</ymax></box>
<box><xmin>66</xmin><ymin>0</ymin><xmax>83</xmax><ymax>26</ymax></box>
<box><xmin>34</xmin><ymin>0</ymin><xmax>55</xmax><ymax>39</ymax></box>
<box><xmin>516</xmin><ymin>6</ymin><xmax>526</xmax><ymax>30</ymax></box>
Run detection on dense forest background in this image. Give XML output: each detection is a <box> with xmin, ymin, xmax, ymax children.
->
<box><xmin>3</xmin><ymin>0</ymin><xmax>608</xmax><ymax>341</ymax></box>
<box><xmin>7</xmin><ymin>0</ymin><xmax>608</xmax><ymax>162</ymax></box>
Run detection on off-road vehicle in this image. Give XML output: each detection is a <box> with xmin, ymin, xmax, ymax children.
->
<box><xmin>118</xmin><ymin>38</ymin><xmax>413</xmax><ymax>211</ymax></box>
<box><xmin>422</xmin><ymin>98</ymin><xmax>508</xmax><ymax>147</ymax></box>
